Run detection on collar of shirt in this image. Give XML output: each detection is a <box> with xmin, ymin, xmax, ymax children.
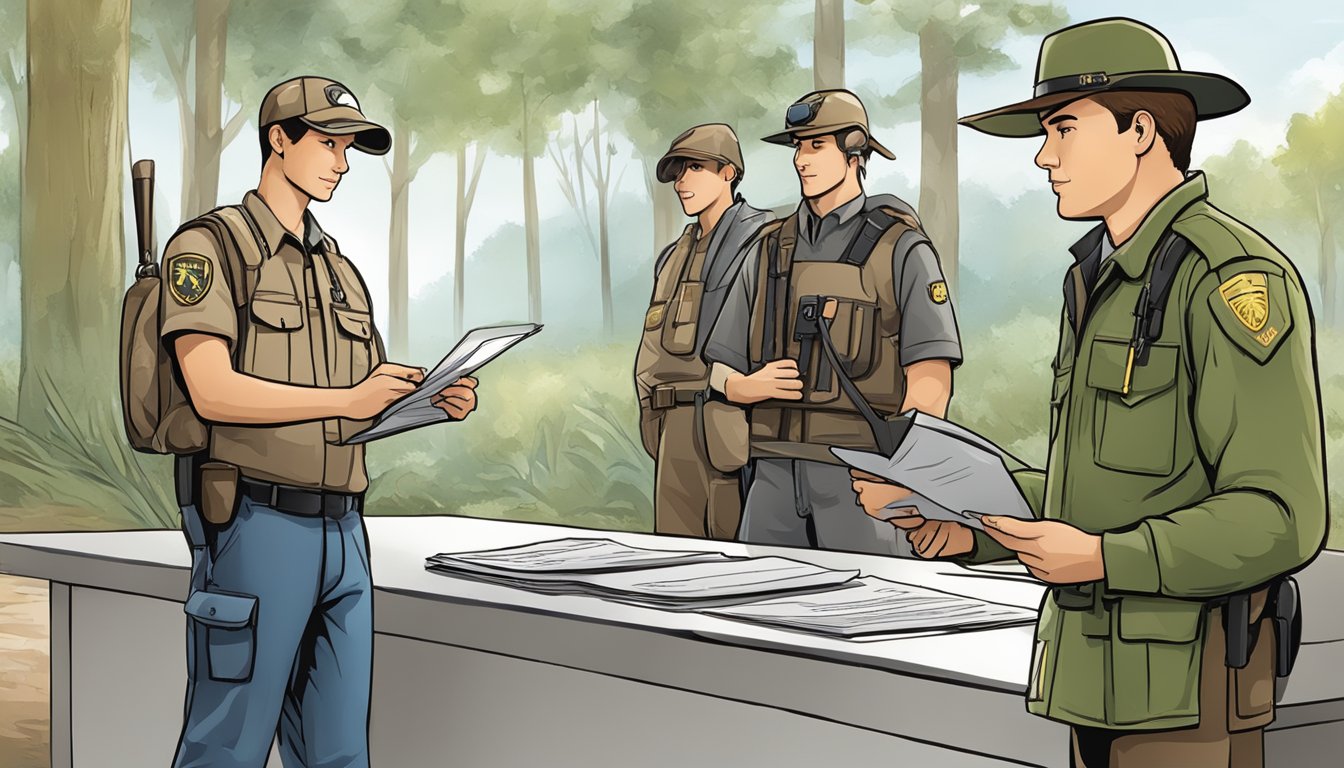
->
<box><xmin>799</xmin><ymin>191</ymin><xmax>866</xmax><ymax>245</ymax></box>
<box><xmin>1069</xmin><ymin>172</ymin><xmax>1209</xmax><ymax>282</ymax></box>
<box><xmin>243</xmin><ymin>189</ymin><xmax>328</xmax><ymax>257</ymax></box>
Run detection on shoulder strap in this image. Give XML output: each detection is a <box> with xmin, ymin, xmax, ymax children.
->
<box><xmin>840</xmin><ymin>207</ymin><xmax>921</xmax><ymax>267</ymax></box>
<box><xmin>176</xmin><ymin>206</ymin><xmax>266</xmax><ymax>369</ymax></box>
<box><xmin>761</xmin><ymin>216</ymin><xmax>798</xmax><ymax>363</ymax></box>
<box><xmin>1130</xmin><ymin>232</ymin><xmax>1192</xmax><ymax>367</ymax></box>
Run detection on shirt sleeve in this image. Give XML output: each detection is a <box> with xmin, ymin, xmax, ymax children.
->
<box><xmin>1101</xmin><ymin>261</ymin><xmax>1327</xmax><ymax>597</ymax></box>
<box><xmin>702</xmin><ymin>242</ymin><xmax>759</xmax><ymax>379</ymax></box>
<box><xmin>896</xmin><ymin>240</ymin><xmax>963</xmax><ymax>367</ymax></box>
<box><xmin>159</xmin><ymin>227</ymin><xmax>238</xmax><ymax>350</ymax></box>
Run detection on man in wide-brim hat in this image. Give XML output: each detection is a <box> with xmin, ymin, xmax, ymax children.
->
<box><xmin>850</xmin><ymin>17</ymin><xmax>1326</xmax><ymax>767</ymax></box>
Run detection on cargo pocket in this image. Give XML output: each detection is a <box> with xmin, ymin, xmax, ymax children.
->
<box><xmin>808</xmin><ymin>298</ymin><xmax>878</xmax><ymax>405</ymax></box>
<box><xmin>246</xmin><ymin>291</ymin><xmax>304</xmax><ymax>382</ymax></box>
<box><xmin>661</xmin><ymin>281</ymin><xmax>703</xmax><ymax>355</ymax></box>
<box><xmin>184</xmin><ymin>589</ymin><xmax>259</xmax><ymax>683</ymax></box>
<box><xmin>1112</xmin><ymin>596</ymin><xmax>1205</xmax><ymax>725</ymax></box>
<box><xmin>1088</xmin><ymin>338</ymin><xmax>1179</xmax><ymax>476</ymax></box>
<box><xmin>702</xmin><ymin>400</ymin><xmax>750</xmax><ymax>473</ymax></box>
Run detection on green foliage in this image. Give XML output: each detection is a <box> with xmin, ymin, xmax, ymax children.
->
<box><xmin>1274</xmin><ymin>86</ymin><xmax>1344</xmax><ymax>209</ymax></box>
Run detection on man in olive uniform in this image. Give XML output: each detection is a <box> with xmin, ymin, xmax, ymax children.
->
<box><xmin>165</xmin><ymin>76</ymin><xmax>479</xmax><ymax>768</ymax></box>
<box><xmin>851</xmin><ymin>18</ymin><xmax>1327</xmax><ymax>767</ymax></box>
<box><xmin>635</xmin><ymin>123</ymin><xmax>773</xmax><ymax>539</ymax></box>
<box><xmin>703</xmin><ymin>90</ymin><xmax>962</xmax><ymax>556</ymax></box>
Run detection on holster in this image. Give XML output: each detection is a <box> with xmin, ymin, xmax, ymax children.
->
<box><xmin>199</xmin><ymin>461</ymin><xmax>241</xmax><ymax>526</ymax></box>
<box><xmin>1222</xmin><ymin>577</ymin><xmax>1302</xmax><ymax>678</ymax></box>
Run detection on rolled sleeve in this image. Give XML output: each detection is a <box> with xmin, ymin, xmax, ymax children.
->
<box><xmin>158</xmin><ymin>227</ymin><xmax>237</xmax><ymax>349</ymax></box>
<box><xmin>897</xmin><ymin>241</ymin><xmax>962</xmax><ymax>367</ymax></box>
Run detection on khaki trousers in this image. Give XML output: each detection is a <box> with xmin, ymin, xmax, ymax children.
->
<box><xmin>1071</xmin><ymin>607</ymin><xmax>1275</xmax><ymax>768</ymax></box>
<box><xmin>653</xmin><ymin>405</ymin><xmax>742</xmax><ymax>540</ymax></box>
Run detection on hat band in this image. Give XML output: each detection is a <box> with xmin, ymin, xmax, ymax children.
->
<box><xmin>1034</xmin><ymin>71</ymin><xmax>1112</xmax><ymax>99</ymax></box>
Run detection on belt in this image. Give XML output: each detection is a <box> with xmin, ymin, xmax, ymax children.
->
<box><xmin>239</xmin><ymin>477</ymin><xmax>363</xmax><ymax>519</ymax></box>
<box><xmin>650</xmin><ymin>384</ymin><xmax>705</xmax><ymax>410</ymax></box>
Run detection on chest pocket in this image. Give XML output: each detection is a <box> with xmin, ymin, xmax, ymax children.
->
<box><xmin>246</xmin><ymin>290</ymin><xmax>305</xmax><ymax>383</ymax></box>
<box><xmin>332</xmin><ymin>306</ymin><xmax>374</xmax><ymax>386</ymax></box>
<box><xmin>1088</xmin><ymin>338</ymin><xmax>1180</xmax><ymax>476</ymax></box>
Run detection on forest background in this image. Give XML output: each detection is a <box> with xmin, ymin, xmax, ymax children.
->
<box><xmin>0</xmin><ymin>0</ymin><xmax>1340</xmax><ymax>546</ymax></box>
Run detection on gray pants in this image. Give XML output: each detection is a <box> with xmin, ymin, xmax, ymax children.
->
<box><xmin>738</xmin><ymin>458</ymin><xmax>915</xmax><ymax>557</ymax></box>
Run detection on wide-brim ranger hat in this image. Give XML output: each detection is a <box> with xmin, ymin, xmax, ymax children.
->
<box><xmin>656</xmin><ymin>123</ymin><xmax>746</xmax><ymax>183</ymax></box>
<box><xmin>259</xmin><ymin>76</ymin><xmax>392</xmax><ymax>155</ymax></box>
<box><xmin>762</xmin><ymin>89</ymin><xmax>897</xmax><ymax>160</ymax></box>
<box><xmin>958</xmin><ymin>17</ymin><xmax>1250</xmax><ymax>138</ymax></box>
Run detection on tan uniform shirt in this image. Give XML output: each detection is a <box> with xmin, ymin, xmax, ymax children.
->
<box><xmin>159</xmin><ymin>191</ymin><xmax>385</xmax><ymax>492</ymax></box>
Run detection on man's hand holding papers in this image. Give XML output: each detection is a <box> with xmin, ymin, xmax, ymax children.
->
<box><xmin>848</xmin><ymin>469</ymin><xmax>975</xmax><ymax>559</ymax></box>
<box><xmin>977</xmin><ymin>515</ymin><xmax>1104</xmax><ymax>585</ymax></box>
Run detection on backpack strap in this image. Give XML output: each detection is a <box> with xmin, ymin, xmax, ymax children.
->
<box><xmin>839</xmin><ymin>206</ymin><xmax>923</xmax><ymax>267</ymax></box>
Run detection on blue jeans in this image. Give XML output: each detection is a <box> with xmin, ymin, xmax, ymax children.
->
<box><xmin>172</xmin><ymin>496</ymin><xmax>373</xmax><ymax>768</ymax></box>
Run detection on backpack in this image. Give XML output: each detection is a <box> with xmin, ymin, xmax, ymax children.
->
<box><xmin>119</xmin><ymin>162</ymin><xmax>264</xmax><ymax>455</ymax></box>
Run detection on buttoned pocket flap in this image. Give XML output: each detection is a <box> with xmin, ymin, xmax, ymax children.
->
<box><xmin>1087</xmin><ymin>338</ymin><xmax>1178</xmax><ymax>405</ymax></box>
<box><xmin>250</xmin><ymin>295</ymin><xmax>304</xmax><ymax>331</ymax></box>
<box><xmin>333</xmin><ymin>307</ymin><xmax>373</xmax><ymax>340</ymax></box>
<box><xmin>1118</xmin><ymin>596</ymin><xmax>1204</xmax><ymax>643</ymax></box>
<box><xmin>184</xmin><ymin>589</ymin><xmax>257</xmax><ymax>629</ymax></box>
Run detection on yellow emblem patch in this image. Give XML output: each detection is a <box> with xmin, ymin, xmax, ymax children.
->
<box><xmin>644</xmin><ymin>303</ymin><xmax>665</xmax><ymax>330</ymax></box>
<box><xmin>928</xmin><ymin>280</ymin><xmax>949</xmax><ymax>305</ymax></box>
<box><xmin>167</xmin><ymin>254</ymin><xmax>211</xmax><ymax>306</ymax></box>
<box><xmin>1218</xmin><ymin>272</ymin><xmax>1269</xmax><ymax>333</ymax></box>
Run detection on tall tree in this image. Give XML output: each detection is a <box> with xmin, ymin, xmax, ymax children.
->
<box><xmin>549</xmin><ymin>103</ymin><xmax>628</xmax><ymax>335</ymax></box>
<box><xmin>476</xmin><ymin>0</ymin><xmax>603</xmax><ymax>324</ymax></box>
<box><xmin>855</xmin><ymin>0</ymin><xmax>1066</xmax><ymax>296</ymax></box>
<box><xmin>0</xmin><ymin>0</ymin><xmax>26</xmax><ymax>178</ymax></box>
<box><xmin>1276</xmin><ymin>89</ymin><xmax>1344</xmax><ymax>327</ymax></box>
<box><xmin>601</xmin><ymin>0</ymin><xmax>805</xmax><ymax>255</ymax></box>
<box><xmin>814</xmin><ymin>0</ymin><xmax>845</xmax><ymax>89</ymax></box>
<box><xmin>18</xmin><ymin>0</ymin><xmax>131</xmax><ymax>433</ymax></box>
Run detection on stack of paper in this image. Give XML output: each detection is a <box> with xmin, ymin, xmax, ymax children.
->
<box><xmin>425</xmin><ymin>538</ymin><xmax>860</xmax><ymax>609</ymax></box>
<box><xmin>702</xmin><ymin>577</ymin><xmax>1036</xmax><ymax>637</ymax></box>
<box><xmin>831</xmin><ymin>411</ymin><xmax>1034</xmax><ymax>531</ymax></box>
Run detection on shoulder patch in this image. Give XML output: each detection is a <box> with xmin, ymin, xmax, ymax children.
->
<box><xmin>928</xmin><ymin>280</ymin><xmax>949</xmax><ymax>304</ymax></box>
<box><xmin>1206</xmin><ymin>268</ymin><xmax>1294</xmax><ymax>363</ymax></box>
<box><xmin>166</xmin><ymin>254</ymin><xmax>212</xmax><ymax>306</ymax></box>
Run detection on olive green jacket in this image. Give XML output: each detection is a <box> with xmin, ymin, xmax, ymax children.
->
<box><xmin>962</xmin><ymin>173</ymin><xmax>1327</xmax><ymax>729</ymax></box>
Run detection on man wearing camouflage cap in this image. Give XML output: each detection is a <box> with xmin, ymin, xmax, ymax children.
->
<box><xmin>703</xmin><ymin>90</ymin><xmax>962</xmax><ymax>556</ymax></box>
<box><xmin>634</xmin><ymin>123</ymin><xmax>773</xmax><ymax>539</ymax></box>
<box><xmin>165</xmin><ymin>76</ymin><xmax>479</xmax><ymax>767</ymax></box>
<box><xmin>851</xmin><ymin>18</ymin><xmax>1326</xmax><ymax>766</ymax></box>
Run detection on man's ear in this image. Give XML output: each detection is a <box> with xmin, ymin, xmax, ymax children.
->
<box><xmin>720</xmin><ymin>164</ymin><xmax>737</xmax><ymax>184</ymax></box>
<box><xmin>269</xmin><ymin>124</ymin><xmax>287</xmax><ymax>157</ymax></box>
<box><xmin>1132</xmin><ymin>110</ymin><xmax>1158</xmax><ymax>158</ymax></box>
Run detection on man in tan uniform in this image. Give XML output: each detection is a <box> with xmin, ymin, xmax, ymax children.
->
<box><xmin>164</xmin><ymin>76</ymin><xmax>479</xmax><ymax>768</ymax></box>
<box><xmin>635</xmin><ymin>124</ymin><xmax>774</xmax><ymax>538</ymax></box>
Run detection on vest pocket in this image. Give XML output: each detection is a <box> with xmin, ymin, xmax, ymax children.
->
<box><xmin>246</xmin><ymin>292</ymin><xmax>304</xmax><ymax>382</ymax></box>
<box><xmin>1088</xmin><ymin>338</ymin><xmax>1179</xmax><ymax>476</ymax></box>
<box><xmin>807</xmin><ymin>298</ymin><xmax>879</xmax><ymax>404</ymax></box>
<box><xmin>661</xmin><ymin>281</ymin><xmax>702</xmax><ymax>355</ymax></box>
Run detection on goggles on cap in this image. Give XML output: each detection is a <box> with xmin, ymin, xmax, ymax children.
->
<box><xmin>785</xmin><ymin>100</ymin><xmax>822</xmax><ymax>128</ymax></box>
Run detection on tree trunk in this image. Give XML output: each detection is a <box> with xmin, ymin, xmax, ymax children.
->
<box><xmin>813</xmin><ymin>0</ymin><xmax>845</xmax><ymax>90</ymax></box>
<box><xmin>189</xmin><ymin>0</ymin><xmax>230</xmax><ymax>218</ymax></box>
<box><xmin>597</xmin><ymin>165</ymin><xmax>612</xmax><ymax>336</ymax></box>
<box><xmin>455</xmin><ymin>146</ymin><xmax>468</xmax><ymax>339</ymax></box>
<box><xmin>522</xmin><ymin>96</ymin><xmax>542</xmax><ymax>324</ymax></box>
<box><xmin>1</xmin><ymin>51</ymin><xmax>27</xmax><ymax>180</ymax></box>
<box><xmin>647</xmin><ymin>160</ymin><xmax>683</xmax><ymax>254</ymax></box>
<box><xmin>1317</xmin><ymin>186</ymin><xmax>1337</xmax><ymax>327</ymax></box>
<box><xmin>18</xmin><ymin>0</ymin><xmax>130</xmax><ymax>434</ymax></box>
<box><xmin>918</xmin><ymin>24</ymin><xmax>960</xmax><ymax>296</ymax></box>
<box><xmin>387</xmin><ymin>117</ymin><xmax>411</xmax><ymax>361</ymax></box>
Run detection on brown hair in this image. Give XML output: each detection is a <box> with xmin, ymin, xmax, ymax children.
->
<box><xmin>1089</xmin><ymin>90</ymin><xmax>1197</xmax><ymax>173</ymax></box>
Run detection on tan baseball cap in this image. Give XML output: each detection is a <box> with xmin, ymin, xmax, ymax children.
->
<box><xmin>656</xmin><ymin>123</ymin><xmax>745</xmax><ymax>183</ymax></box>
<box><xmin>762</xmin><ymin>89</ymin><xmax>896</xmax><ymax>160</ymax></box>
<box><xmin>258</xmin><ymin>76</ymin><xmax>391</xmax><ymax>155</ymax></box>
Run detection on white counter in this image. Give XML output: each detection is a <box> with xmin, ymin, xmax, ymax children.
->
<box><xmin>2</xmin><ymin>516</ymin><xmax>1341</xmax><ymax>767</ymax></box>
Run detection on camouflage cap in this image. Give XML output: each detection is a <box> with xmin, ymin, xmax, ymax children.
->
<box><xmin>656</xmin><ymin>123</ymin><xmax>745</xmax><ymax>184</ymax></box>
<box><xmin>958</xmin><ymin>17</ymin><xmax>1250</xmax><ymax>138</ymax></box>
<box><xmin>761</xmin><ymin>89</ymin><xmax>896</xmax><ymax>160</ymax></box>
<box><xmin>259</xmin><ymin>76</ymin><xmax>391</xmax><ymax>155</ymax></box>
